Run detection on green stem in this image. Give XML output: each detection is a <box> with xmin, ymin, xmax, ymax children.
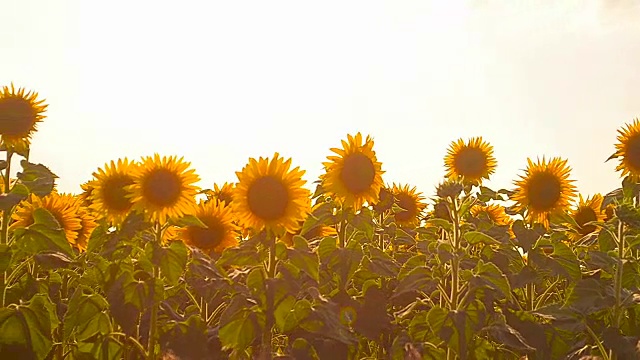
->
<box><xmin>450</xmin><ymin>198</ymin><xmax>460</xmax><ymax>310</ymax></box>
<box><xmin>613</xmin><ymin>219</ymin><xmax>625</xmax><ymax>328</ymax></box>
<box><xmin>338</xmin><ymin>217</ymin><xmax>347</xmax><ymax>248</ymax></box>
<box><xmin>534</xmin><ymin>277</ymin><xmax>561</xmax><ymax>310</ymax></box>
<box><xmin>526</xmin><ymin>283</ymin><xmax>535</xmax><ymax>311</ymax></box>
<box><xmin>585</xmin><ymin>324</ymin><xmax>611</xmax><ymax>360</ymax></box>
<box><xmin>1</xmin><ymin>150</ymin><xmax>13</xmax><ymax>245</ymax></box>
<box><xmin>262</xmin><ymin>230</ymin><xmax>277</xmax><ymax>359</ymax></box>
<box><xmin>147</xmin><ymin>223</ymin><xmax>162</xmax><ymax>360</ymax></box>
<box><xmin>378</xmin><ymin>213</ymin><xmax>385</xmax><ymax>250</ymax></box>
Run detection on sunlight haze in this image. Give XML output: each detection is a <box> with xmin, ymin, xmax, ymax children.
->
<box><xmin>1</xmin><ymin>0</ymin><xmax>639</xmax><ymax>201</ymax></box>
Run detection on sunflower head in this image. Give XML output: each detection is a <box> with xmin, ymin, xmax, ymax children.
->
<box><xmin>391</xmin><ymin>183</ymin><xmax>426</xmax><ymax>227</ymax></box>
<box><xmin>512</xmin><ymin>157</ymin><xmax>576</xmax><ymax>228</ymax></box>
<box><xmin>470</xmin><ymin>204</ymin><xmax>512</xmax><ymax>226</ymax></box>
<box><xmin>11</xmin><ymin>192</ymin><xmax>82</xmax><ymax>244</ymax></box>
<box><xmin>613</xmin><ymin>118</ymin><xmax>640</xmax><ymax>179</ymax></box>
<box><xmin>568</xmin><ymin>194</ymin><xmax>605</xmax><ymax>241</ymax></box>
<box><xmin>178</xmin><ymin>200</ymin><xmax>239</xmax><ymax>253</ymax></box>
<box><xmin>74</xmin><ymin>206</ymin><xmax>98</xmax><ymax>251</ymax></box>
<box><xmin>233</xmin><ymin>152</ymin><xmax>310</xmax><ymax>235</ymax></box>
<box><xmin>90</xmin><ymin>158</ymin><xmax>139</xmax><ymax>224</ymax></box>
<box><xmin>0</xmin><ymin>84</ymin><xmax>47</xmax><ymax>152</ymax></box>
<box><xmin>212</xmin><ymin>182</ymin><xmax>235</xmax><ymax>205</ymax></box>
<box><xmin>321</xmin><ymin>133</ymin><xmax>384</xmax><ymax>209</ymax></box>
<box><xmin>78</xmin><ymin>180</ymin><xmax>96</xmax><ymax>208</ymax></box>
<box><xmin>444</xmin><ymin>137</ymin><xmax>497</xmax><ymax>185</ymax></box>
<box><xmin>129</xmin><ymin>154</ymin><xmax>200</xmax><ymax>225</ymax></box>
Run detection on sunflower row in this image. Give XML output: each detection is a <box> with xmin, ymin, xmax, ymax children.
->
<box><xmin>2</xmin><ymin>83</ymin><xmax>639</xmax><ymax>252</ymax></box>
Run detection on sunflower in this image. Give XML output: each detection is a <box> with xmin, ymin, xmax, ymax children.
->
<box><xmin>391</xmin><ymin>183</ymin><xmax>426</xmax><ymax>227</ymax></box>
<box><xmin>89</xmin><ymin>158</ymin><xmax>138</xmax><ymax>224</ymax></box>
<box><xmin>11</xmin><ymin>192</ymin><xmax>82</xmax><ymax>244</ymax></box>
<box><xmin>568</xmin><ymin>194</ymin><xmax>605</xmax><ymax>241</ymax></box>
<box><xmin>281</xmin><ymin>223</ymin><xmax>337</xmax><ymax>246</ymax></box>
<box><xmin>512</xmin><ymin>157</ymin><xmax>576</xmax><ymax>228</ymax></box>
<box><xmin>613</xmin><ymin>118</ymin><xmax>640</xmax><ymax>179</ymax></box>
<box><xmin>129</xmin><ymin>154</ymin><xmax>200</xmax><ymax>224</ymax></box>
<box><xmin>444</xmin><ymin>137</ymin><xmax>497</xmax><ymax>184</ymax></box>
<box><xmin>372</xmin><ymin>186</ymin><xmax>394</xmax><ymax>213</ymax></box>
<box><xmin>0</xmin><ymin>84</ymin><xmax>47</xmax><ymax>152</ymax></box>
<box><xmin>470</xmin><ymin>204</ymin><xmax>512</xmax><ymax>226</ymax></box>
<box><xmin>78</xmin><ymin>180</ymin><xmax>96</xmax><ymax>208</ymax></box>
<box><xmin>321</xmin><ymin>133</ymin><xmax>384</xmax><ymax>209</ymax></box>
<box><xmin>212</xmin><ymin>182</ymin><xmax>234</xmax><ymax>205</ymax></box>
<box><xmin>233</xmin><ymin>152</ymin><xmax>310</xmax><ymax>234</ymax></box>
<box><xmin>178</xmin><ymin>200</ymin><xmax>239</xmax><ymax>253</ymax></box>
<box><xmin>74</xmin><ymin>206</ymin><xmax>98</xmax><ymax>251</ymax></box>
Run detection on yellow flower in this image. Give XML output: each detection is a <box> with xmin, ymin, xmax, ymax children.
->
<box><xmin>568</xmin><ymin>194</ymin><xmax>605</xmax><ymax>241</ymax></box>
<box><xmin>212</xmin><ymin>182</ymin><xmax>234</xmax><ymax>205</ymax></box>
<box><xmin>444</xmin><ymin>137</ymin><xmax>497</xmax><ymax>184</ymax></box>
<box><xmin>281</xmin><ymin>223</ymin><xmax>337</xmax><ymax>246</ymax></box>
<box><xmin>78</xmin><ymin>180</ymin><xmax>96</xmax><ymax>208</ymax></box>
<box><xmin>75</xmin><ymin>206</ymin><xmax>98</xmax><ymax>251</ymax></box>
<box><xmin>129</xmin><ymin>154</ymin><xmax>200</xmax><ymax>224</ymax></box>
<box><xmin>178</xmin><ymin>200</ymin><xmax>239</xmax><ymax>253</ymax></box>
<box><xmin>0</xmin><ymin>84</ymin><xmax>47</xmax><ymax>152</ymax></box>
<box><xmin>90</xmin><ymin>158</ymin><xmax>138</xmax><ymax>224</ymax></box>
<box><xmin>391</xmin><ymin>183</ymin><xmax>426</xmax><ymax>227</ymax></box>
<box><xmin>470</xmin><ymin>204</ymin><xmax>512</xmax><ymax>226</ymax></box>
<box><xmin>512</xmin><ymin>157</ymin><xmax>576</xmax><ymax>228</ymax></box>
<box><xmin>613</xmin><ymin>118</ymin><xmax>640</xmax><ymax>179</ymax></box>
<box><xmin>11</xmin><ymin>193</ymin><xmax>82</xmax><ymax>244</ymax></box>
<box><xmin>321</xmin><ymin>133</ymin><xmax>384</xmax><ymax>209</ymax></box>
<box><xmin>233</xmin><ymin>153</ymin><xmax>310</xmax><ymax>234</ymax></box>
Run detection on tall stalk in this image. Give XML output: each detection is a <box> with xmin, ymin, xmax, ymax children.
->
<box><xmin>147</xmin><ymin>222</ymin><xmax>162</xmax><ymax>360</ymax></box>
<box><xmin>1</xmin><ymin>150</ymin><xmax>13</xmax><ymax>245</ymax></box>
<box><xmin>447</xmin><ymin>197</ymin><xmax>461</xmax><ymax>360</ymax></box>
<box><xmin>261</xmin><ymin>229</ymin><xmax>277</xmax><ymax>360</ymax></box>
<box><xmin>613</xmin><ymin>219</ymin><xmax>625</xmax><ymax>328</ymax></box>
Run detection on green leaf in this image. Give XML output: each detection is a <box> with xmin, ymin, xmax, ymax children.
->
<box><xmin>219</xmin><ymin>310</ymin><xmax>263</xmax><ymax>351</ymax></box>
<box><xmin>246</xmin><ymin>267</ymin><xmax>266</xmax><ymax>306</ymax></box>
<box><xmin>160</xmin><ymin>241</ymin><xmax>188</xmax><ymax>285</ymax></box>
<box><xmin>366</xmin><ymin>245</ymin><xmax>400</xmax><ymax>278</ymax></box>
<box><xmin>287</xmin><ymin>236</ymin><xmax>319</xmax><ymax>282</ymax></box>
<box><xmin>170</xmin><ymin>214</ymin><xmax>207</xmax><ymax>228</ymax></box>
<box><xmin>218</xmin><ymin>243</ymin><xmax>263</xmax><ymax>267</ymax></box>
<box><xmin>617</xmin><ymin>203</ymin><xmax>640</xmax><ymax>227</ymax></box>
<box><xmin>17</xmin><ymin>160</ymin><xmax>57</xmax><ymax>197</ymax></box>
<box><xmin>33</xmin><ymin>251</ymin><xmax>74</xmax><ymax>270</ymax></box>
<box><xmin>64</xmin><ymin>287</ymin><xmax>110</xmax><ymax>341</ymax></box>
<box><xmin>0</xmin><ymin>294</ymin><xmax>57</xmax><ymax>360</ymax></box>
<box><xmin>512</xmin><ymin>220</ymin><xmax>543</xmax><ymax>252</ymax></box>
<box><xmin>471</xmin><ymin>260</ymin><xmax>512</xmax><ymax>299</ymax></box>
<box><xmin>391</xmin><ymin>266</ymin><xmax>436</xmax><ymax>300</ymax></box>
<box><xmin>564</xmin><ymin>278</ymin><xmax>615</xmax><ymax>315</ymax></box>
<box><xmin>464</xmin><ymin>231</ymin><xmax>500</xmax><ymax>246</ymax></box>
<box><xmin>598</xmin><ymin>228</ymin><xmax>616</xmax><ymax>252</ymax></box>
<box><xmin>0</xmin><ymin>183</ymin><xmax>29</xmax><ymax>211</ymax></box>
<box><xmin>17</xmin><ymin>208</ymin><xmax>74</xmax><ymax>257</ymax></box>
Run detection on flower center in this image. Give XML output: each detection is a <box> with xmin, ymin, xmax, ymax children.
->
<box><xmin>0</xmin><ymin>97</ymin><xmax>38</xmax><ymax>137</ymax></box>
<box><xmin>574</xmin><ymin>207</ymin><xmax>597</xmax><ymax>235</ymax></box>
<box><xmin>395</xmin><ymin>193</ymin><xmax>417</xmax><ymax>223</ymax></box>
<box><xmin>625</xmin><ymin>134</ymin><xmax>640</xmax><ymax>171</ymax></box>
<box><xmin>340</xmin><ymin>152</ymin><xmax>375</xmax><ymax>194</ymax></box>
<box><xmin>527</xmin><ymin>172</ymin><xmax>562</xmax><ymax>211</ymax></box>
<box><xmin>188</xmin><ymin>216</ymin><xmax>226</xmax><ymax>250</ymax></box>
<box><xmin>103</xmin><ymin>175</ymin><xmax>134</xmax><ymax>212</ymax></box>
<box><xmin>247</xmin><ymin>176</ymin><xmax>289</xmax><ymax>220</ymax></box>
<box><xmin>142</xmin><ymin>169</ymin><xmax>182</xmax><ymax>207</ymax></box>
<box><xmin>454</xmin><ymin>147</ymin><xmax>487</xmax><ymax>179</ymax></box>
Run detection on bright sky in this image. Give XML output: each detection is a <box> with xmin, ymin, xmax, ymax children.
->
<box><xmin>1</xmin><ymin>0</ymin><xmax>639</xmax><ymax>201</ymax></box>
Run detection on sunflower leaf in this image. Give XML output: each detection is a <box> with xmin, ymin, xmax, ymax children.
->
<box><xmin>17</xmin><ymin>160</ymin><xmax>57</xmax><ymax>197</ymax></box>
<box><xmin>171</xmin><ymin>215</ymin><xmax>207</xmax><ymax>228</ymax></box>
<box><xmin>17</xmin><ymin>208</ymin><xmax>74</xmax><ymax>257</ymax></box>
<box><xmin>0</xmin><ymin>183</ymin><xmax>29</xmax><ymax>211</ymax></box>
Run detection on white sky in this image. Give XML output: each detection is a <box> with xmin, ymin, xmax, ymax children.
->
<box><xmin>1</xmin><ymin>0</ymin><xmax>639</xmax><ymax>201</ymax></box>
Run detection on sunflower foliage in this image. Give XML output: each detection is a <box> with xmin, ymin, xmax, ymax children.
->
<box><xmin>1</xmin><ymin>86</ymin><xmax>640</xmax><ymax>360</ymax></box>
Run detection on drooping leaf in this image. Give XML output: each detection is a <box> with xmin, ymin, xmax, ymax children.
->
<box><xmin>17</xmin><ymin>160</ymin><xmax>57</xmax><ymax>197</ymax></box>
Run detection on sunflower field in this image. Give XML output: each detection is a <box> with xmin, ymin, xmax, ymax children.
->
<box><xmin>1</xmin><ymin>84</ymin><xmax>640</xmax><ymax>360</ymax></box>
